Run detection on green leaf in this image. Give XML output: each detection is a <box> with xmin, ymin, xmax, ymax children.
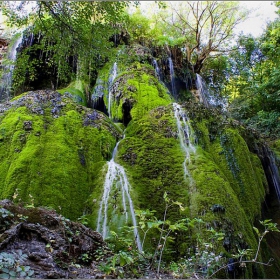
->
<box><xmin>169</xmin><ymin>224</ymin><xmax>175</xmax><ymax>231</ymax></box>
<box><xmin>0</xmin><ymin>273</ymin><xmax>10</xmax><ymax>279</ymax></box>
<box><xmin>253</xmin><ymin>226</ymin><xmax>260</xmax><ymax>236</ymax></box>
<box><xmin>20</xmin><ymin>271</ymin><xmax>26</xmax><ymax>278</ymax></box>
<box><xmin>8</xmin><ymin>271</ymin><xmax>16</xmax><ymax>277</ymax></box>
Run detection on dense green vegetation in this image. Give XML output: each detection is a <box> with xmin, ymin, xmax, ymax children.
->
<box><xmin>1</xmin><ymin>1</ymin><xmax>280</xmax><ymax>278</ymax></box>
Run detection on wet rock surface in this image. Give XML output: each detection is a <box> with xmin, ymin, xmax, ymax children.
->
<box><xmin>0</xmin><ymin>200</ymin><xmax>110</xmax><ymax>279</ymax></box>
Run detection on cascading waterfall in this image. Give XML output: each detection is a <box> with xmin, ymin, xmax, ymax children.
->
<box><xmin>152</xmin><ymin>59</ymin><xmax>162</xmax><ymax>81</ymax></box>
<box><xmin>108</xmin><ymin>62</ymin><xmax>117</xmax><ymax>118</ymax></box>
<box><xmin>196</xmin><ymin>74</ymin><xmax>228</xmax><ymax>110</ymax></box>
<box><xmin>96</xmin><ymin>61</ymin><xmax>142</xmax><ymax>250</ymax></box>
<box><xmin>0</xmin><ymin>34</ymin><xmax>23</xmax><ymax>101</ymax></box>
<box><xmin>168</xmin><ymin>57</ymin><xmax>177</xmax><ymax>98</ymax></box>
<box><xmin>96</xmin><ymin>137</ymin><xmax>143</xmax><ymax>251</ymax></box>
<box><xmin>195</xmin><ymin>74</ymin><xmax>211</xmax><ymax>107</ymax></box>
<box><xmin>264</xmin><ymin>147</ymin><xmax>280</xmax><ymax>201</ymax></box>
<box><xmin>173</xmin><ymin>103</ymin><xmax>196</xmax><ymax>183</ymax></box>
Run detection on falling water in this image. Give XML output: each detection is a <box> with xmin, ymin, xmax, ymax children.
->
<box><xmin>265</xmin><ymin>148</ymin><xmax>280</xmax><ymax>201</ymax></box>
<box><xmin>195</xmin><ymin>74</ymin><xmax>211</xmax><ymax>107</ymax></box>
<box><xmin>196</xmin><ymin>74</ymin><xmax>227</xmax><ymax>110</ymax></box>
<box><xmin>97</xmin><ymin>137</ymin><xmax>142</xmax><ymax>252</ymax></box>
<box><xmin>152</xmin><ymin>59</ymin><xmax>162</xmax><ymax>81</ymax></box>
<box><xmin>168</xmin><ymin>57</ymin><xmax>177</xmax><ymax>98</ymax></box>
<box><xmin>108</xmin><ymin>62</ymin><xmax>117</xmax><ymax>118</ymax></box>
<box><xmin>0</xmin><ymin>35</ymin><xmax>23</xmax><ymax>101</ymax></box>
<box><xmin>173</xmin><ymin>103</ymin><xmax>196</xmax><ymax>183</ymax></box>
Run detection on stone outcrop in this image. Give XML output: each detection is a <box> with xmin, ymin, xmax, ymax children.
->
<box><xmin>0</xmin><ymin>200</ymin><xmax>109</xmax><ymax>279</ymax></box>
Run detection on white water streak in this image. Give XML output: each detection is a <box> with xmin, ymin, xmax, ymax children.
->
<box><xmin>195</xmin><ymin>74</ymin><xmax>211</xmax><ymax>107</ymax></box>
<box><xmin>0</xmin><ymin>35</ymin><xmax>23</xmax><ymax>101</ymax></box>
<box><xmin>168</xmin><ymin>57</ymin><xmax>177</xmax><ymax>97</ymax></box>
<box><xmin>152</xmin><ymin>59</ymin><xmax>161</xmax><ymax>81</ymax></box>
<box><xmin>97</xmin><ymin>138</ymin><xmax>142</xmax><ymax>252</ymax></box>
<box><xmin>267</xmin><ymin>150</ymin><xmax>280</xmax><ymax>201</ymax></box>
<box><xmin>108</xmin><ymin>62</ymin><xmax>117</xmax><ymax>118</ymax></box>
<box><xmin>173</xmin><ymin>103</ymin><xmax>196</xmax><ymax>183</ymax></box>
<box><xmin>196</xmin><ymin>74</ymin><xmax>228</xmax><ymax>110</ymax></box>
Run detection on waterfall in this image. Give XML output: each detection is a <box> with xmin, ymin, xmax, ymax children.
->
<box><xmin>173</xmin><ymin>103</ymin><xmax>196</xmax><ymax>183</ymax></box>
<box><xmin>108</xmin><ymin>62</ymin><xmax>117</xmax><ymax>118</ymax></box>
<box><xmin>268</xmin><ymin>154</ymin><xmax>280</xmax><ymax>201</ymax></box>
<box><xmin>96</xmin><ymin>58</ymin><xmax>142</xmax><ymax>251</ymax></box>
<box><xmin>263</xmin><ymin>147</ymin><xmax>280</xmax><ymax>201</ymax></box>
<box><xmin>168</xmin><ymin>57</ymin><xmax>177</xmax><ymax>98</ymax></box>
<box><xmin>0</xmin><ymin>34</ymin><xmax>23</xmax><ymax>102</ymax></box>
<box><xmin>97</xmin><ymin>137</ymin><xmax>142</xmax><ymax>251</ymax></box>
<box><xmin>152</xmin><ymin>59</ymin><xmax>162</xmax><ymax>81</ymax></box>
<box><xmin>195</xmin><ymin>74</ymin><xmax>211</xmax><ymax>107</ymax></box>
<box><xmin>195</xmin><ymin>74</ymin><xmax>227</xmax><ymax>110</ymax></box>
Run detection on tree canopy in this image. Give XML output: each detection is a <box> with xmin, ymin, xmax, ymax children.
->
<box><xmin>155</xmin><ymin>1</ymin><xmax>248</xmax><ymax>73</ymax></box>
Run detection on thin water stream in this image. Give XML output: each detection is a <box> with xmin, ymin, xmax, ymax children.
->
<box><xmin>173</xmin><ymin>103</ymin><xmax>196</xmax><ymax>183</ymax></box>
<box><xmin>96</xmin><ymin>61</ymin><xmax>142</xmax><ymax>251</ymax></box>
<box><xmin>96</xmin><ymin>136</ymin><xmax>142</xmax><ymax>251</ymax></box>
<box><xmin>168</xmin><ymin>57</ymin><xmax>177</xmax><ymax>98</ymax></box>
<box><xmin>0</xmin><ymin>35</ymin><xmax>23</xmax><ymax>101</ymax></box>
<box><xmin>108</xmin><ymin>62</ymin><xmax>117</xmax><ymax>119</ymax></box>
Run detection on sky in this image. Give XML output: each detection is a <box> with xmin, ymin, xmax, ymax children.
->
<box><xmin>135</xmin><ymin>1</ymin><xmax>278</xmax><ymax>38</ymax></box>
<box><xmin>236</xmin><ymin>1</ymin><xmax>278</xmax><ymax>37</ymax></box>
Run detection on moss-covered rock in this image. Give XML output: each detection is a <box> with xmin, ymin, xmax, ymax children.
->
<box><xmin>0</xmin><ymin>90</ymin><xmax>121</xmax><ymax>220</ymax></box>
<box><xmin>92</xmin><ymin>46</ymin><xmax>172</xmax><ymax>125</ymax></box>
<box><xmin>113</xmin><ymin>101</ymin><xmax>267</xmax><ymax>265</ymax></box>
<box><xmin>57</xmin><ymin>80</ymin><xmax>88</xmax><ymax>106</ymax></box>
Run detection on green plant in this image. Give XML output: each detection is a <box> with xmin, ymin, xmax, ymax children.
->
<box><xmin>208</xmin><ymin>219</ymin><xmax>280</xmax><ymax>278</ymax></box>
<box><xmin>150</xmin><ymin>192</ymin><xmax>187</xmax><ymax>276</ymax></box>
<box><xmin>77</xmin><ymin>215</ymin><xmax>89</xmax><ymax>226</ymax></box>
<box><xmin>99</xmin><ymin>192</ymin><xmax>189</xmax><ymax>278</ymax></box>
<box><xmin>0</xmin><ymin>208</ymin><xmax>14</xmax><ymax>231</ymax></box>
<box><xmin>80</xmin><ymin>253</ymin><xmax>92</xmax><ymax>264</ymax></box>
<box><xmin>0</xmin><ymin>250</ymin><xmax>34</xmax><ymax>279</ymax></box>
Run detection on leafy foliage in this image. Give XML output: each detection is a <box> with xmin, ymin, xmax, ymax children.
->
<box><xmin>98</xmin><ymin>193</ymin><xmax>280</xmax><ymax>279</ymax></box>
<box><xmin>2</xmin><ymin>1</ymin><xmax>132</xmax><ymax>94</ymax></box>
<box><xmin>0</xmin><ymin>250</ymin><xmax>34</xmax><ymax>279</ymax></box>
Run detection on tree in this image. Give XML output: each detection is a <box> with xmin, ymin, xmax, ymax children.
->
<box><xmin>1</xmin><ymin>1</ymin><xmax>132</xmax><ymax>95</ymax></box>
<box><xmin>157</xmin><ymin>1</ymin><xmax>248</xmax><ymax>73</ymax></box>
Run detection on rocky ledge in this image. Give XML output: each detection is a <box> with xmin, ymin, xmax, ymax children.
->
<box><xmin>0</xmin><ymin>200</ymin><xmax>111</xmax><ymax>279</ymax></box>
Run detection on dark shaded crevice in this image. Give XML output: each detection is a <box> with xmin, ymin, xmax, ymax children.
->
<box><xmin>122</xmin><ymin>99</ymin><xmax>132</xmax><ymax>126</ymax></box>
<box><xmin>92</xmin><ymin>96</ymin><xmax>108</xmax><ymax>116</ymax></box>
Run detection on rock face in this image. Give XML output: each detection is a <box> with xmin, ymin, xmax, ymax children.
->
<box><xmin>0</xmin><ymin>200</ymin><xmax>108</xmax><ymax>279</ymax></box>
<box><xmin>0</xmin><ymin>43</ymin><xmax>280</xmax><ymax>278</ymax></box>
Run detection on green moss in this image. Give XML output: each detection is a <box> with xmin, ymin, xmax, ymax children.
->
<box><xmin>107</xmin><ymin>101</ymin><xmax>268</xmax><ymax>264</ymax></box>
<box><xmin>57</xmin><ymin>80</ymin><xmax>87</xmax><ymax>106</ymax></box>
<box><xmin>118</xmin><ymin>106</ymin><xmax>188</xmax><ymax>218</ymax></box>
<box><xmin>0</xmin><ymin>91</ymin><xmax>120</xmax><ymax>220</ymax></box>
<box><xmin>271</xmin><ymin>139</ymin><xmax>280</xmax><ymax>160</ymax></box>
<box><xmin>92</xmin><ymin>46</ymin><xmax>172</xmax><ymax>124</ymax></box>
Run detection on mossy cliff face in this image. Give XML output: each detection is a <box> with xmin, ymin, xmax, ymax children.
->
<box><xmin>89</xmin><ymin>46</ymin><xmax>268</xmax><ymax>264</ymax></box>
<box><xmin>0</xmin><ymin>90</ymin><xmax>121</xmax><ymax>219</ymax></box>
<box><xmin>92</xmin><ymin>45</ymin><xmax>171</xmax><ymax>124</ymax></box>
<box><xmin>115</xmin><ymin>101</ymin><xmax>267</xmax><ymax>259</ymax></box>
<box><xmin>0</xmin><ymin>42</ymin><xmax>273</xmax><ymax>277</ymax></box>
